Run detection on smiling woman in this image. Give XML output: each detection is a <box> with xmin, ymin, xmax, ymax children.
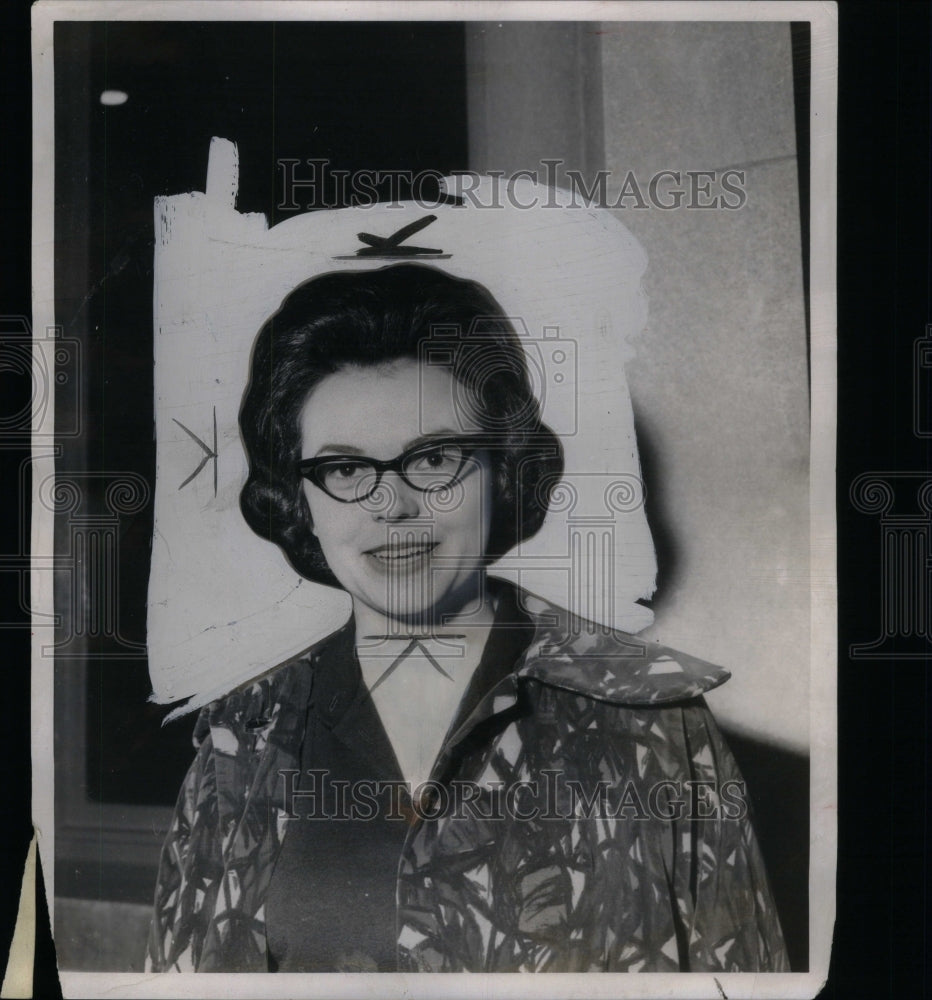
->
<box><xmin>297</xmin><ymin>362</ymin><xmax>496</xmax><ymax>629</ymax></box>
<box><xmin>147</xmin><ymin>264</ymin><xmax>789</xmax><ymax>974</ymax></box>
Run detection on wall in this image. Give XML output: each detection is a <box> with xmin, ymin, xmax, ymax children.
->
<box><xmin>468</xmin><ymin>21</ymin><xmax>810</xmax><ymax>752</ymax></box>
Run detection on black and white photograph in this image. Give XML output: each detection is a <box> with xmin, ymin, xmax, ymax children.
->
<box><xmin>26</xmin><ymin>2</ymin><xmax>835</xmax><ymax>996</ymax></box>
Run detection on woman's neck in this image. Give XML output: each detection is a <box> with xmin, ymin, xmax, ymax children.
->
<box><xmin>351</xmin><ymin>577</ymin><xmax>498</xmax><ymax>790</ymax></box>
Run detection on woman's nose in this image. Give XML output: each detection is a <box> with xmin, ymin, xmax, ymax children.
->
<box><xmin>369</xmin><ymin>470</ymin><xmax>422</xmax><ymax>520</ymax></box>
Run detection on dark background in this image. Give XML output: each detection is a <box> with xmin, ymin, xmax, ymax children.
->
<box><xmin>53</xmin><ymin>18</ymin><xmax>471</xmax><ymax>810</ymax></box>
<box><xmin>1</xmin><ymin>2</ymin><xmax>931</xmax><ymax>996</ymax></box>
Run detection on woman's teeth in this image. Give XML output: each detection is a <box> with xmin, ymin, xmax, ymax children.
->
<box><xmin>369</xmin><ymin>543</ymin><xmax>436</xmax><ymax>562</ymax></box>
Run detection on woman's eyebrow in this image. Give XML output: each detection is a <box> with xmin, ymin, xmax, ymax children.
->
<box><xmin>400</xmin><ymin>430</ymin><xmax>461</xmax><ymax>451</ymax></box>
<box><xmin>312</xmin><ymin>444</ymin><xmax>367</xmax><ymax>457</ymax></box>
<box><xmin>311</xmin><ymin>430</ymin><xmax>462</xmax><ymax>458</ymax></box>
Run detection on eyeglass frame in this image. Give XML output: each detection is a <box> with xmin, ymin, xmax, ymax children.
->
<box><xmin>295</xmin><ymin>435</ymin><xmax>493</xmax><ymax>504</ymax></box>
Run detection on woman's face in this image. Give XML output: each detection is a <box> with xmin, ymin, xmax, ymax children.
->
<box><xmin>299</xmin><ymin>360</ymin><xmax>493</xmax><ymax>624</ymax></box>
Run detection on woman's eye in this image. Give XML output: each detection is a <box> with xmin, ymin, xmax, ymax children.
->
<box><xmin>325</xmin><ymin>461</ymin><xmax>367</xmax><ymax>481</ymax></box>
<box><xmin>410</xmin><ymin>446</ymin><xmax>461</xmax><ymax>472</ymax></box>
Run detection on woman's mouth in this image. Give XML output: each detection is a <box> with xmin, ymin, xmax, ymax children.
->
<box><xmin>364</xmin><ymin>541</ymin><xmax>438</xmax><ymax>564</ymax></box>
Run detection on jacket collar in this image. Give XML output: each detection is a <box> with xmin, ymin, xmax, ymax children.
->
<box><xmin>296</xmin><ymin>580</ymin><xmax>730</xmax><ymax>726</ymax></box>
<box><xmin>431</xmin><ymin>581</ymin><xmax>731</xmax><ymax>768</ymax></box>
<box><xmin>206</xmin><ymin>581</ymin><xmax>729</xmax><ymax>776</ymax></box>
<box><xmin>511</xmin><ymin>587</ymin><xmax>730</xmax><ymax>705</ymax></box>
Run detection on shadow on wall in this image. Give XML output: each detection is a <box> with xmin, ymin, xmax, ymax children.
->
<box><xmin>632</xmin><ymin>412</ymin><xmax>681</xmax><ymax>605</ymax></box>
<box><xmin>722</xmin><ymin>727</ymin><xmax>811</xmax><ymax>972</ymax></box>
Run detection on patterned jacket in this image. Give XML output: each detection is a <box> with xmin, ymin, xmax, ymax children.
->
<box><xmin>147</xmin><ymin>587</ymin><xmax>789</xmax><ymax>973</ymax></box>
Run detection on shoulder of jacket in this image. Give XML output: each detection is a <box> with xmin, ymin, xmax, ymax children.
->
<box><xmin>198</xmin><ymin>619</ymin><xmax>353</xmax><ymax>744</ymax></box>
<box><xmin>513</xmin><ymin>591</ymin><xmax>730</xmax><ymax>706</ymax></box>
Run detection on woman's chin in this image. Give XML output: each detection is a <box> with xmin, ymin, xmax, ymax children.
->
<box><xmin>353</xmin><ymin>587</ymin><xmax>476</xmax><ymax>631</ymax></box>
<box><xmin>346</xmin><ymin>563</ymin><xmax>488</xmax><ymax>631</ymax></box>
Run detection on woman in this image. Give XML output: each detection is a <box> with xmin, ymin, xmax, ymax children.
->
<box><xmin>148</xmin><ymin>264</ymin><xmax>788</xmax><ymax>973</ymax></box>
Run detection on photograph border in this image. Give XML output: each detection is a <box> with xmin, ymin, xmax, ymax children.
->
<box><xmin>30</xmin><ymin>2</ymin><xmax>837</xmax><ymax>997</ymax></box>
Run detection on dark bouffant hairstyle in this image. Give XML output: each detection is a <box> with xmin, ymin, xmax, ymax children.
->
<box><xmin>239</xmin><ymin>263</ymin><xmax>564</xmax><ymax>587</ymax></box>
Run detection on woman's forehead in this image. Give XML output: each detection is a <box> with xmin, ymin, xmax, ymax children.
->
<box><xmin>299</xmin><ymin>360</ymin><xmax>481</xmax><ymax>455</ymax></box>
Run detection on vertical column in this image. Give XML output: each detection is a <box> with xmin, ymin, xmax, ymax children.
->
<box><xmin>850</xmin><ymin>474</ymin><xmax>932</xmax><ymax>658</ymax></box>
<box><xmin>41</xmin><ymin>472</ymin><xmax>150</xmax><ymax>658</ymax></box>
<box><xmin>465</xmin><ymin>22</ymin><xmax>603</xmax><ymax>180</ymax></box>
